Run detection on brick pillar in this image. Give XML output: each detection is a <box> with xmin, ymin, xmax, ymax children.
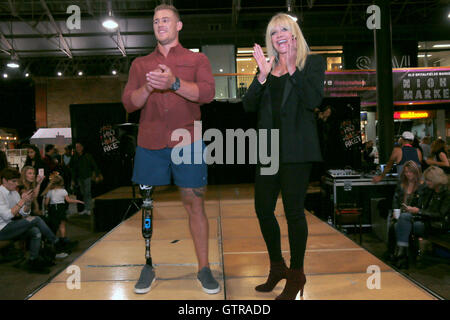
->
<box><xmin>35</xmin><ymin>80</ymin><xmax>47</xmax><ymax>128</ymax></box>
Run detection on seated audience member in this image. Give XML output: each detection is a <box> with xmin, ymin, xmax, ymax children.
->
<box><xmin>19</xmin><ymin>166</ymin><xmax>44</xmax><ymax>216</ymax></box>
<box><xmin>388</xmin><ymin>161</ymin><xmax>424</xmax><ymax>268</ymax></box>
<box><xmin>0</xmin><ymin>168</ymin><xmax>62</xmax><ymax>273</ymax></box>
<box><xmin>419</xmin><ymin>166</ymin><xmax>450</xmax><ymax>232</ymax></box>
<box><xmin>426</xmin><ymin>138</ymin><xmax>449</xmax><ymax>173</ymax></box>
<box><xmin>392</xmin><ymin>166</ymin><xmax>449</xmax><ymax>268</ymax></box>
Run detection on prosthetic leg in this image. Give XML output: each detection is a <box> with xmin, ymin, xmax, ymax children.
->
<box><xmin>140</xmin><ymin>184</ymin><xmax>154</xmax><ymax>266</ymax></box>
<box><xmin>134</xmin><ymin>184</ymin><xmax>156</xmax><ymax>294</ymax></box>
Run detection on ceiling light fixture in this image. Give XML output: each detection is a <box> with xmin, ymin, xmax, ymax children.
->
<box><xmin>288</xmin><ymin>14</ymin><xmax>298</xmax><ymax>22</ymax></box>
<box><xmin>433</xmin><ymin>44</ymin><xmax>450</xmax><ymax>48</ymax></box>
<box><xmin>286</xmin><ymin>0</ymin><xmax>298</xmax><ymax>22</ymax></box>
<box><xmin>103</xmin><ymin>18</ymin><xmax>118</xmax><ymax>30</ymax></box>
<box><xmin>103</xmin><ymin>0</ymin><xmax>119</xmax><ymax>30</ymax></box>
<box><xmin>7</xmin><ymin>53</ymin><xmax>20</xmax><ymax>69</ymax></box>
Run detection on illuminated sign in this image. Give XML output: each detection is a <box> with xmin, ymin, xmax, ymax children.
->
<box><xmin>393</xmin><ymin>111</ymin><xmax>430</xmax><ymax>119</ymax></box>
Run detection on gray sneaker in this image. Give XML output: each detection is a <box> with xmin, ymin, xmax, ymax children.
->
<box><xmin>134</xmin><ymin>264</ymin><xmax>156</xmax><ymax>294</ymax></box>
<box><xmin>197</xmin><ymin>267</ymin><xmax>220</xmax><ymax>294</ymax></box>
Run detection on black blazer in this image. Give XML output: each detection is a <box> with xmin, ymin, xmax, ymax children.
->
<box><xmin>242</xmin><ymin>54</ymin><xmax>326</xmax><ymax>163</ymax></box>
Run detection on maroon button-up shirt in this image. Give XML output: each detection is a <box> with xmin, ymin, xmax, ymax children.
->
<box><xmin>122</xmin><ymin>43</ymin><xmax>215</xmax><ymax>150</ymax></box>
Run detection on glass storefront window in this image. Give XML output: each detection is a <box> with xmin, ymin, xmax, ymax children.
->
<box><xmin>418</xmin><ymin>41</ymin><xmax>450</xmax><ymax>67</ymax></box>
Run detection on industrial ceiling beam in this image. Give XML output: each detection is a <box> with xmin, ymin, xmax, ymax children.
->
<box><xmin>7</xmin><ymin>0</ymin><xmax>18</xmax><ymax>17</ymax></box>
<box><xmin>232</xmin><ymin>0</ymin><xmax>241</xmax><ymax>27</ymax></box>
<box><xmin>112</xmin><ymin>29</ymin><xmax>127</xmax><ymax>56</ymax></box>
<box><xmin>86</xmin><ymin>0</ymin><xmax>94</xmax><ymax>16</ymax></box>
<box><xmin>39</xmin><ymin>0</ymin><xmax>72</xmax><ymax>58</ymax></box>
<box><xmin>0</xmin><ymin>30</ymin><xmax>13</xmax><ymax>55</ymax></box>
<box><xmin>307</xmin><ymin>0</ymin><xmax>315</xmax><ymax>9</ymax></box>
<box><xmin>340</xmin><ymin>0</ymin><xmax>353</xmax><ymax>27</ymax></box>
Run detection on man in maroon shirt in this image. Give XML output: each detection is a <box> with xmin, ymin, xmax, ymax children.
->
<box><xmin>122</xmin><ymin>4</ymin><xmax>219</xmax><ymax>295</ymax></box>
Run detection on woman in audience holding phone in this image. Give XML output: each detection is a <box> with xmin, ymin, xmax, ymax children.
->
<box><xmin>23</xmin><ymin>145</ymin><xmax>49</xmax><ymax>211</ymax></box>
<box><xmin>19</xmin><ymin>166</ymin><xmax>45</xmax><ymax>216</ymax></box>
<box><xmin>388</xmin><ymin>161</ymin><xmax>424</xmax><ymax>268</ymax></box>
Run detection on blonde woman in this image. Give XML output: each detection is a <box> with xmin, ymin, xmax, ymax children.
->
<box><xmin>243</xmin><ymin>13</ymin><xmax>326</xmax><ymax>300</ymax></box>
<box><xmin>19</xmin><ymin>166</ymin><xmax>44</xmax><ymax>215</ymax></box>
<box><xmin>395</xmin><ymin>166</ymin><xmax>449</xmax><ymax>268</ymax></box>
<box><xmin>390</xmin><ymin>161</ymin><xmax>424</xmax><ymax>268</ymax></box>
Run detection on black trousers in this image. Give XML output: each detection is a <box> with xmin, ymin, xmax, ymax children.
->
<box><xmin>254</xmin><ymin>162</ymin><xmax>312</xmax><ymax>269</ymax></box>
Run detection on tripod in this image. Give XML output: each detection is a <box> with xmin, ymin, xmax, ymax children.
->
<box><xmin>117</xmin><ymin>122</ymin><xmax>140</xmax><ymax>222</ymax></box>
<box><xmin>120</xmin><ymin>182</ymin><xmax>142</xmax><ymax>223</ymax></box>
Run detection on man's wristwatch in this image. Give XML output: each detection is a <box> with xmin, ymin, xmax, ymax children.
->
<box><xmin>170</xmin><ymin>77</ymin><xmax>180</xmax><ymax>91</ymax></box>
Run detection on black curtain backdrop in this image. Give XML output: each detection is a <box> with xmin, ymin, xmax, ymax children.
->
<box><xmin>70</xmin><ymin>103</ymin><xmax>127</xmax><ymax>196</ymax></box>
<box><xmin>70</xmin><ymin>98</ymin><xmax>362</xmax><ymax>190</ymax></box>
<box><xmin>316</xmin><ymin>97</ymin><xmax>362</xmax><ymax>171</ymax></box>
<box><xmin>0</xmin><ymin>79</ymin><xmax>36</xmax><ymax>143</ymax></box>
<box><xmin>201</xmin><ymin>100</ymin><xmax>258</xmax><ymax>185</ymax></box>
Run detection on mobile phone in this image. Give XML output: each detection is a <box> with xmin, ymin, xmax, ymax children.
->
<box><xmin>38</xmin><ymin>168</ymin><xmax>44</xmax><ymax>176</ymax></box>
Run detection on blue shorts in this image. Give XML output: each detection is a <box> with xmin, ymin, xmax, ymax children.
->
<box><xmin>132</xmin><ymin>140</ymin><xmax>207</xmax><ymax>188</ymax></box>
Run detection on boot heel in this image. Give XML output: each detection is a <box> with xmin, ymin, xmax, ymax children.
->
<box><xmin>255</xmin><ymin>260</ymin><xmax>288</xmax><ymax>292</ymax></box>
<box><xmin>275</xmin><ymin>268</ymin><xmax>306</xmax><ymax>300</ymax></box>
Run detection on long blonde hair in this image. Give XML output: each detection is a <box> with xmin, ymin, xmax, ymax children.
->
<box><xmin>400</xmin><ymin>160</ymin><xmax>422</xmax><ymax>192</ymax></box>
<box><xmin>265</xmin><ymin>13</ymin><xmax>310</xmax><ymax>71</ymax></box>
<box><xmin>20</xmin><ymin>166</ymin><xmax>36</xmax><ymax>191</ymax></box>
<box><xmin>424</xmin><ymin>165</ymin><xmax>448</xmax><ymax>187</ymax></box>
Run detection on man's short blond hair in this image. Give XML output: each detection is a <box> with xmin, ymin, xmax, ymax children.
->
<box><xmin>154</xmin><ymin>4</ymin><xmax>180</xmax><ymax>21</ymax></box>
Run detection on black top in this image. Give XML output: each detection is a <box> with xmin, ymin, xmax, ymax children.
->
<box><xmin>398</xmin><ymin>145</ymin><xmax>421</xmax><ymax>166</ymax></box>
<box><xmin>242</xmin><ymin>54</ymin><xmax>326</xmax><ymax>163</ymax></box>
<box><xmin>268</xmin><ymin>73</ymin><xmax>289</xmax><ymax>163</ymax></box>
<box><xmin>269</xmin><ymin>73</ymin><xmax>289</xmax><ymax>131</ymax></box>
<box><xmin>434</xmin><ymin>148</ymin><xmax>447</xmax><ymax>161</ymax></box>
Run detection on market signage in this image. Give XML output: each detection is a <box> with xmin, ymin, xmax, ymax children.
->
<box><xmin>324</xmin><ymin>67</ymin><xmax>450</xmax><ymax>106</ymax></box>
<box><xmin>393</xmin><ymin>111</ymin><xmax>431</xmax><ymax>119</ymax></box>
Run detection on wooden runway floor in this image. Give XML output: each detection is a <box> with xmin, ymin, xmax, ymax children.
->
<box><xmin>29</xmin><ymin>184</ymin><xmax>436</xmax><ymax>300</ymax></box>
